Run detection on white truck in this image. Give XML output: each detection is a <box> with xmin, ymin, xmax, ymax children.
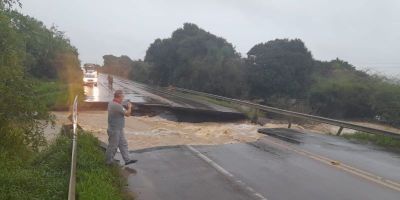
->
<box><xmin>83</xmin><ymin>70</ymin><xmax>98</xmax><ymax>86</ymax></box>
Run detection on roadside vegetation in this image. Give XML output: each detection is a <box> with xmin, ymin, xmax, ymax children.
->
<box><xmin>0</xmin><ymin>131</ymin><xmax>130</xmax><ymax>200</ymax></box>
<box><xmin>0</xmin><ymin>135</ymin><xmax>70</xmax><ymax>199</ymax></box>
<box><xmin>100</xmin><ymin>23</ymin><xmax>400</xmax><ymax>127</ymax></box>
<box><xmin>343</xmin><ymin>132</ymin><xmax>400</xmax><ymax>151</ymax></box>
<box><xmin>34</xmin><ymin>80</ymin><xmax>84</xmax><ymax>108</ymax></box>
<box><xmin>77</xmin><ymin>132</ymin><xmax>132</xmax><ymax>200</ymax></box>
<box><xmin>0</xmin><ymin>0</ymin><xmax>83</xmax><ymax>151</ymax></box>
<box><xmin>0</xmin><ymin>1</ymin><xmax>130</xmax><ymax>199</ymax></box>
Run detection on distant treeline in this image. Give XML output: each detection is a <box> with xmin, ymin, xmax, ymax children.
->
<box><xmin>100</xmin><ymin>23</ymin><xmax>400</xmax><ymax>125</ymax></box>
<box><xmin>0</xmin><ymin>1</ymin><xmax>82</xmax><ymax>151</ymax></box>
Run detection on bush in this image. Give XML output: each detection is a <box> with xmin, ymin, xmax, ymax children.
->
<box><xmin>309</xmin><ymin>71</ymin><xmax>375</xmax><ymax>119</ymax></box>
<box><xmin>369</xmin><ymin>80</ymin><xmax>400</xmax><ymax>126</ymax></box>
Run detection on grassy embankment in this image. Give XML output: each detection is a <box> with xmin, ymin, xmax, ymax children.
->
<box><xmin>33</xmin><ymin>80</ymin><xmax>84</xmax><ymax>108</ymax></box>
<box><xmin>343</xmin><ymin>132</ymin><xmax>400</xmax><ymax>151</ymax></box>
<box><xmin>0</xmin><ymin>132</ymin><xmax>132</xmax><ymax>200</ymax></box>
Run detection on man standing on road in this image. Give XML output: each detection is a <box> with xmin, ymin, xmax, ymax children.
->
<box><xmin>106</xmin><ymin>90</ymin><xmax>137</xmax><ymax>165</ymax></box>
<box><xmin>107</xmin><ymin>75</ymin><xmax>113</xmax><ymax>89</ymax></box>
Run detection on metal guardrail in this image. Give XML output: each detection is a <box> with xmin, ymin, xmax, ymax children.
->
<box><xmin>126</xmin><ymin>81</ymin><xmax>400</xmax><ymax>138</ymax></box>
<box><xmin>68</xmin><ymin>96</ymin><xmax>78</xmax><ymax>200</ymax></box>
<box><xmin>109</xmin><ymin>74</ymin><xmax>399</xmax><ymax>138</ymax></box>
<box><xmin>170</xmin><ymin>87</ymin><xmax>400</xmax><ymax>138</ymax></box>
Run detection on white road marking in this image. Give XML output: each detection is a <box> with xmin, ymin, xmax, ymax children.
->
<box><xmin>185</xmin><ymin>145</ymin><xmax>269</xmax><ymax>200</ymax></box>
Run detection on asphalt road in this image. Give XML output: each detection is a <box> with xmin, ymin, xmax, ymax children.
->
<box><xmin>84</xmin><ymin>73</ymin><xmax>240</xmax><ymax>114</ymax></box>
<box><xmin>84</xmin><ymin>73</ymin><xmax>146</xmax><ymax>103</ymax></box>
<box><xmin>259</xmin><ymin>128</ymin><xmax>400</xmax><ymax>183</ymax></box>
<box><xmin>125</xmin><ymin>146</ymin><xmax>255</xmax><ymax>200</ymax></box>
<box><xmin>124</xmin><ymin>130</ymin><xmax>400</xmax><ymax>200</ymax></box>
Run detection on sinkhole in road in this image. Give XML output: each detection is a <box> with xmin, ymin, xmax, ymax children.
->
<box><xmin>59</xmin><ymin>110</ymin><xmax>264</xmax><ymax>150</ymax></box>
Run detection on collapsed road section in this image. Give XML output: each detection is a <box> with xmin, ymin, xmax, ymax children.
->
<box><xmin>83</xmin><ymin>73</ymin><xmax>245</xmax><ymax>122</ymax></box>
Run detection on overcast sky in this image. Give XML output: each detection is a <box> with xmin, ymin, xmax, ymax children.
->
<box><xmin>20</xmin><ymin>0</ymin><xmax>400</xmax><ymax>75</ymax></box>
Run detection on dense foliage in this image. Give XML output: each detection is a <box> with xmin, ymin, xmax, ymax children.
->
<box><xmin>0</xmin><ymin>1</ymin><xmax>82</xmax><ymax>152</ymax></box>
<box><xmin>101</xmin><ymin>23</ymin><xmax>400</xmax><ymax>125</ymax></box>
<box><xmin>247</xmin><ymin>39</ymin><xmax>314</xmax><ymax>100</ymax></box>
<box><xmin>9</xmin><ymin>11</ymin><xmax>81</xmax><ymax>81</ymax></box>
<box><xmin>308</xmin><ymin>59</ymin><xmax>400</xmax><ymax>124</ymax></box>
<box><xmin>144</xmin><ymin>23</ymin><xmax>247</xmax><ymax>97</ymax></box>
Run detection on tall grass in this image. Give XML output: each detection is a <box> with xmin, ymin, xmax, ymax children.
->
<box><xmin>0</xmin><ymin>131</ymin><xmax>131</xmax><ymax>200</ymax></box>
<box><xmin>77</xmin><ymin>132</ymin><xmax>132</xmax><ymax>200</ymax></box>
<box><xmin>0</xmin><ymin>135</ymin><xmax>71</xmax><ymax>199</ymax></box>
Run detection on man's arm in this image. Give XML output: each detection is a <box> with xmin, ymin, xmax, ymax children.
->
<box><xmin>124</xmin><ymin>102</ymin><xmax>132</xmax><ymax>117</ymax></box>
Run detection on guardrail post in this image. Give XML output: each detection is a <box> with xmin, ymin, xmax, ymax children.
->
<box><xmin>255</xmin><ymin>108</ymin><xmax>259</xmax><ymax>123</ymax></box>
<box><xmin>336</xmin><ymin>126</ymin><xmax>344</xmax><ymax>136</ymax></box>
<box><xmin>251</xmin><ymin>108</ymin><xmax>258</xmax><ymax>123</ymax></box>
<box><xmin>288</xmin><ymin>120</ymin><xmax>292</xmax><ymax>129</ymax></box>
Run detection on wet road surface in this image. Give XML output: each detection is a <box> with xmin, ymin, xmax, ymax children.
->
<box><xmin>259</xmin><ymin>128</ymin><xmax>400</xmax><ymax>183</ymax></box>
<box><xmin>122</xmin><ymin>129</ymin><xmax>400</xmax><ymax>200</ymax></box>
<box><xmin>125</xmin><ymin>146</ymin><xmax>254</xmax><ymax>200</ymax></box>
<box><xmin>84</xmin><ymin>74</ymin><xmax>146</xmax><ymax>103</ymax></box>
<box><xmin>84</xmin><ymin>74</ymin><xmax>241</xmax><ymax>114</ymax></box>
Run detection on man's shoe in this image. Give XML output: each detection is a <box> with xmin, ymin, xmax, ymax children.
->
<box><xmin>125</xmin><ymin>159</ymin><xmax>138</xmax><ymax>165</ymax></box>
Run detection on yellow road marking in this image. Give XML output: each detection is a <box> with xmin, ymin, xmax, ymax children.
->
<box><xmin>260</xmin><ymin>136</ymin><xmax>400</xmax><ymax>192</ymax></box>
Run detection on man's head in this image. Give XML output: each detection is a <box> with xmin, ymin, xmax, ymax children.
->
<box><xmin>114</xmin><ymin>90</ymin><xmax>124</xmax><ymax>102</ymax></box>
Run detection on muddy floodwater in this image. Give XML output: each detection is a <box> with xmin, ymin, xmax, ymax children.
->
<box><xmin>51</xmin><ymin>111</ymin><xmax>400</xmax><ymax>150</ymax></box>
<box><xmin>53</xmin><ymin>111</ymin><xmax>264</xmax><ymax>150</ymax></box>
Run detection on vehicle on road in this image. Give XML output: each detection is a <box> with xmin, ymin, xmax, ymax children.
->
<box><xmin>83</xmin><ymin>71</ymin><xmax>98</xmax><ymax>86</ymax></box>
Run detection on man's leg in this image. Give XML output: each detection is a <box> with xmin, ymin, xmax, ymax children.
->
<box><xmin>118</xmin><ymin>129</ymin><xmax>131</xmax><ymax>163</ymax></box>
<box><xmin>105</xmin><ymin>129</ymin><xmax>120</xmax><ymax>164</ymax></box>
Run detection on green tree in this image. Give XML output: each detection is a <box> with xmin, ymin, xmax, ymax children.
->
<box><xmin>308</xmin><ymin>59</ymin><xmax>400</xmax><ymax>123</ymax></box>
<box><xmin>100</xmin><ymin>55</ymin><xmax>152</xmax><ymax>83</ymax></box>
<box><xmin>369</xmin><ymin>78</ymin><xmax>400</xmax><ymax>125</ymax></box>
<box><xmin>0</xmin><ymin>9</ymin><xmax>51</xmax><ymax>152</ymax></box>
<box><xmin>145</xmin><ymin>23</ymin><xmax>247</xmax><ymax>97</ymax></box>
<box><xmin>101</xmin><ymin>55</ymin><xmax>133</xmax><ymax>78</ymax></box>
<box><xmin>309</xmin><ymin>70</ymin><xmax>375</xmax><ymax>118</ymax></box>
<box><xmin>6</xmin><ymin>10</ymin><xmax>81</xmax><ymax>81</ymax></box>
<box><xmin>246</xmin><ymin>39</ymin><xmax>314</xmax><ymax>100</ymax></box>
<box><xmin>0</xmin><ymin>4</ymin><xmax>82</xmax><ymax>152</ymax></box>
